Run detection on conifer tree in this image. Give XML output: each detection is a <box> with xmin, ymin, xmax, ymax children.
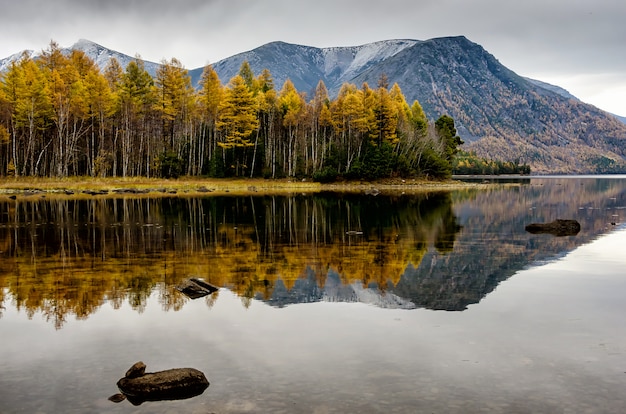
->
<box><xmin>331</xmin><ymin>83</ymin><xmax>367</xmax><ymax>172</ymax></box>
<box><xmin>118</xmin><ymin>57</ymin><xmax>155</xmax><ymax>177</ymax></box>
<box><xmin>389</xmin><ymin>82</ymin><xmax>411</xmax><ymax>145</ymax></box>
<box><xmin>373</xmin><ymin>83</ymin><xmax>397</xmax><ymax>146</ymax></box>
<box><xmin>251</xmin><ymin>69</ymin><xmax>276</xmax><ymax>177</ymax></box>
<box><xmin>217</xmin><ymin>75</ymin><xmax>258</xmax><ymax>176</ymax></box>
<box><xmin>8</xmin><ymin>57</ymin><xmax>52</xmax><ymax>175</ymax></box>
<box><xmin>84</xmin><ymin>67</ymin><xmax>115</xmax><ymax>176</ymax></box>
<box><xmin>198</xmin><ymin>65</ymin><xmax>223</xmax><ymax>175</ymax></box>
<box><xmin>308</xmin><ymin>80</ymin><xmax>331</xmax><ymax>173</ymax></box>
<box><xmin>435</xmin><ymin>114</ymin><xmax>464</xmax><ymax>163</ymax></box>
<box><xmin>278</xmin><ymin>79</ymin><xmax>305</xmax><ymax>176</ymax></box>
<box><xmin>238</xmin><ymin>61</ymin><xmax>255</xmax><ymax>91</ymax></box>
<box><xmin>98</xmin><ymin>58</ymin><xmax>124</xmax><ymax>176</ymax></box>
<box><xmin>154</xmin><ymin>58</ymin><xmax>196</xmax><ymax>175</ymax></box>
<box><xmin>0</xmin><ymin>74</ymin><xmax>10</xmax><ymax>175</ymax></box>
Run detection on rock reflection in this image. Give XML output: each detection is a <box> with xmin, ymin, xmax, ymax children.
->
<box><xmin>176</xmin><ymin>278</ymin><xmax>219</xmax><ymax>299</ymax></box>
<box><xmin>525</xmin><ymin>219</ymin><xmax>581</xmax><ymax>236</ymax></box>
<box><xmin>0</xmin><ymin>178</ymin><xmax>625</xmax><ymax>326</ymax></box>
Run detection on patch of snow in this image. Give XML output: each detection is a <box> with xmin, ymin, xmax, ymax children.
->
<box><xmin>0</xmin><ymin>39</ymin><xmax>160</xmax><ymax>78</ymax></box>
<box><xmin>0</xmin><ymin>50</ymin><xmax>35</xmax><ymax>73</ymax></box>
<box><xmin>321</xmin><ymin>39</ymin><xmax>419</xmax><ymax>82</ymax></box>
<box><xmin>348</xmin><ymin>283</ymin><xmax>416</xmax><ymax>309</ymax></box>
<box><xmin>68</xmin><ymin>39</ymin><xmax>160</xmax><ymax>77</ymax></box>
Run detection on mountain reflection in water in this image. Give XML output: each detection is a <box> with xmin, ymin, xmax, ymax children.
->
<box><xmin>0</xmin><ymin>177</ymin><xmax>625</xmax><ymax>327</ymax></box>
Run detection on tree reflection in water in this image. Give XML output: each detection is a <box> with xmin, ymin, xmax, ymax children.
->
<box><xmin>0</xmin><ymin>177</ymin><xmax>624</xmax><ymax>328</ymax></box>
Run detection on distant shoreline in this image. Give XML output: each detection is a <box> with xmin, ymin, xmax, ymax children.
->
<box><xmin>0</xmin><ymin>177</ymin><xmax>489</xmax><ymax>199</ymax></box>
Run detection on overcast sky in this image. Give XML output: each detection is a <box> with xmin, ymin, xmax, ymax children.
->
<box><xmin>1</xmin><ymin>0</ymin><xmax>625</xmax><ymax>115</ymax></box>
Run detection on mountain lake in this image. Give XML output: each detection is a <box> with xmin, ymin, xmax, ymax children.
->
<box><xmin>1</xmin><ymin>176</ymin><xmax>625</xmax><ymax>413</ymax></box>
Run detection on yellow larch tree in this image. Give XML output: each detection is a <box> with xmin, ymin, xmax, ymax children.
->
<box><xmin>217</xmin><ymin>74</ymin><xmax>259</xmax><ymax>176</ymax></box>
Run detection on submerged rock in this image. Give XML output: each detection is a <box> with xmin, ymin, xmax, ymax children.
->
<box><xmin>525</xmin><ymin>219</ymin><xmax>581</xmax><ymax>237</ymax></box>
<box><xmin>111</xmin><ymin>361</ymin><xmax>209</xmax><ymax>406</ymax></box>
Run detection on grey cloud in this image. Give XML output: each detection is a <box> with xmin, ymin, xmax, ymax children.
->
<box><xmin>0</xmin><ymin>0</ymin><xmax>624</xmax><ymax>113</ymax></box>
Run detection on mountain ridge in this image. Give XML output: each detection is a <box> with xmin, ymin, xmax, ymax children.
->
<box><xmin>1</xmin><ymin>37</ymin><xmax>625</xmax><ymax>173</ymax></box>
<box><xmin>0</xmin><ymin>38</ymin><xmax>160</xmax><ymax>78</ymax></box>
<box><xmin>200</xmin><ymin>36</ymin><xmax>626</xmax><ymax>173</ymax></box>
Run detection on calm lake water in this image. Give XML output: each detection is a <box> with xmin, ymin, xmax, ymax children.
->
<box><xmin>1</xmin><ymin>176</ymin><xmax>626</xmax><ymax>413</ymax></box>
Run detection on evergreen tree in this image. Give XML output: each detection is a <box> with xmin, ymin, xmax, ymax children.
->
<box><xmin>435</xmin><ymin>114</ymin><xmax>464</xmax><ymax>163</ymax></box>
<box><xmin>238</xmin><ymin>61</ymin><xmax>255</xmax><ymax>91</ymax></box>
<box><xmin>373</xmin><ymin>84</ymin><xmax>397</xmax><ymax>146</ymax></box>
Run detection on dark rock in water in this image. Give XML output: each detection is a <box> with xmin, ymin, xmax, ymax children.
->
<box><xmin>125</xmin><ymin>361</ymin><xmax>146</xmax><ymax>379</ymax></box>
<box><xmin>108</xmin><ymin>393</ymin><xmax>126</xmax><ymax>403</ymax></box>
<box><xmin>113</xmin><ymin>362</ymin><xmax>209</xmax><ymax>406</ymax></box>
<box><xmin>177</xmin><ymin>278</ymin><xmax>219</xmax><ymax>299</ymax></box>
<box><xmin>525</xmin><ymin>219</ymin><xmax>581</xmax><ymax>237</ymax></box>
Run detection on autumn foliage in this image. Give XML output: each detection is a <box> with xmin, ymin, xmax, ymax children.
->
<box><xmin>0</xmin><ymin>42</ymin><xmax>463</xmax><ymax>180</ymax></box>
<box><xmin>0</xmin><ymin>194</ymin><xmax>460</xmax><ymax>328</ymax></box>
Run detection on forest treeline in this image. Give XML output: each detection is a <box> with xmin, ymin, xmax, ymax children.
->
<box><xmin>0</xmin><ymin>42</ymin><xmax>465</xmax><ymax>180</ymax></box>
<box><xmin>453</xmin><ymin>151</ymin><xmax>531</xmax><ymax>175</ymax></box>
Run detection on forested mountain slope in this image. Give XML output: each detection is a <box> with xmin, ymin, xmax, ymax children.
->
<box><xmin>202</xmin><ymin>36</ymin><xmax>626</xmax><ymax>173</ymax></box>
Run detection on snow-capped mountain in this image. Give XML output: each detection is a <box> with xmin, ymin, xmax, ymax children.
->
<box><xmin>0</xmin><ymin>49</ymin><xmax>35</xmax><ymax>73</ymax></box>
<box><xmin>190</xmin><ymin>39</ymin><xmax>420</xmax><ymax>96</ymax></box>
<box><xmin>70</xmin><ymin>39</ymin><xmax>160</xmax><ymax>77</ymax></box>
<box><xmin>0</xmin><ymin>39</ymin><xmax>160</xmax><ymax>78</ymax></box>
<box><xmin>261</xmin><ymin>271</ymin><xmax>417</xmax><ymax>310</ymax></box>
<box><xmin>322</xmin><ymin>39</ymin><xmax>419</xmax><ymax>85</ymax></box>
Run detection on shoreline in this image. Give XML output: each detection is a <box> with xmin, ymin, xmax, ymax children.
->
<box><xmin>0</xmin><ymin>177</ymin><xmax>490</xmax><ymax>199</ymax></box>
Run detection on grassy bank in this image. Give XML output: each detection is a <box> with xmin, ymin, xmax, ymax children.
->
<box><xmin>0</xmin><ymin>176</ymin><xmax>486</xmax><ymax>199</ymax></box>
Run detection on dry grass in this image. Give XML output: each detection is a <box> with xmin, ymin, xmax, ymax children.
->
<box><xmin>0</xmin><ymin>176</ymin><xmax>486</xmax><ymax>199</ymax></box>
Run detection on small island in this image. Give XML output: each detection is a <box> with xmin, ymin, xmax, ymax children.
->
<box><xmin>0</xmin><ymin>176</ymin><xmax>490</xmax><ymax>199</ymax></box>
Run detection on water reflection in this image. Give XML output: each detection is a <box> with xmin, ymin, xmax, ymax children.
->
<box><xmin>1</xmin><ymin>177</ymin><xmax>625</xmax><ymax>327</ymax></box>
